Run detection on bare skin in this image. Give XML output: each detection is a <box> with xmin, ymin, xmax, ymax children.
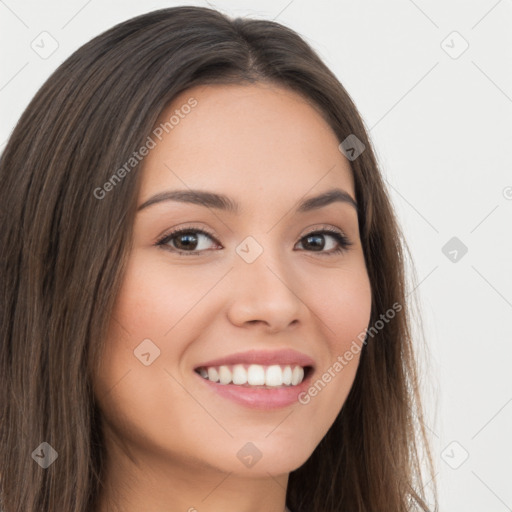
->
<box><xmin>93</xmin><ymin>82</ymin><xmax>372</xmax><ymax>512</ymax></box>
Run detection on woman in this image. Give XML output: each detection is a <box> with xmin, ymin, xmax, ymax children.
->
<box><xmin>0</xmin><ymin>6</ymin><xmax>438</xmax><ymax>512</ymax></box>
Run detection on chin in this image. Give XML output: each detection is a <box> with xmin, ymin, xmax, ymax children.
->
<box><xmin>196</xmin><ymin>435</ymin><xmax>317</xmax><ymax>476</ymax></box>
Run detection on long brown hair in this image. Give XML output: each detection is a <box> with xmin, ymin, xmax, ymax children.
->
<box><xmin>0</xmin><ymin>6</ymin><xmax>438</xmax><ymax>511</ymax></box>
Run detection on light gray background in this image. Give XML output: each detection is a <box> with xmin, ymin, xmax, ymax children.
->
<box><xmin>1</xmin><ymin>1</ymin><xmax>511</xmax><ymax>510</ymax></box>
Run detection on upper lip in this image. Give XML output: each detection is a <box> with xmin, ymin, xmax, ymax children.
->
<box><xmin>194</xmin><ymin>349</ymin><xmax>315</xmax><ymax>369</ymax></box>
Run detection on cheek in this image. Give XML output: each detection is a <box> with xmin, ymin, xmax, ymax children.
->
<box><xmin>297</xmin><ymin>265</ymin><xmax>371</xmax><ymax>424</ymax></box>
<box><xmin>93</xmin><ymin>253</ymin><xmax>203</xmax><ymax>451</ymax></box>
<box><xmin>95</xmin><ymin>251</ymin><xmax>222</xmax><ymax>411</ymax></box>
<box><xmin>310</xmin><ymin>264</ymin><xmax>372</xmax><ymax>349</ymax></box>
<box><xmin>111</xmin><ymin>252</ymin><xmax>213</xmax><ymax>337</ymax></box>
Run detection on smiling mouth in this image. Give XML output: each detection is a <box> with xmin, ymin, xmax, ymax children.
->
<box><xmin>194</xmin><ymin>364</ymin><xmax>313</xmax><ymax>388</ymax></box>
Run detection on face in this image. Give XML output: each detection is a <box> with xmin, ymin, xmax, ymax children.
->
<box><xmin>94</xmin><ymin>83</ymin><xmax>372</xmax><ymax>481</ymax></box>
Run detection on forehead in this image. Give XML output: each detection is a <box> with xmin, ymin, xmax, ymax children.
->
<box><xmin>139</xmin><ymin>82</ymin><xmax>355</xmax><ymax>211</ymax></box>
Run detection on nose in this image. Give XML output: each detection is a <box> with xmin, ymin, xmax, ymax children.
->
<box><xmin>226</xmin><ymin>247</ymin><xmax>305</xmax><ymax>333</ymax></box>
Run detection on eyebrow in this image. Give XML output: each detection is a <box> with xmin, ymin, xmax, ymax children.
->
<box><xmin>137</xmin><ymin>187</ymin><xmax>358</xmax><ymax>214</ymax></box>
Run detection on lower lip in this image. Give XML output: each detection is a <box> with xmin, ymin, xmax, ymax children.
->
<box><xmin>194</xmin><ymin>369</ymin><xmax>314</xmax><ymax>410</ymax></box>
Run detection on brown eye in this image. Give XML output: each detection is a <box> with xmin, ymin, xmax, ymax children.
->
<box><xmin>155</xmin><ymin>226</ymin><xmax>352</xmax><ymax>256</ymax></box>
<box><xmin>156</xmin><ymin>228</ymin><xmax>219</xmax><ymax>256</ymax></box>
<box><xmin>296</xmin><ymin>229</ymin><xmax>352</xmax><ymax>255</ymax></box>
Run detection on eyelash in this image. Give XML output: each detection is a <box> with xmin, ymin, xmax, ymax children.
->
<box><xmin>155</xmin><ymin>224</ymin><xmax>353</xmax><ymax>257</ymax></box>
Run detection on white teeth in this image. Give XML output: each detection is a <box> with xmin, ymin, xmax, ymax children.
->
<box><xmin>282</xmin><ymin>366</ymin><xmax>292</xmax><ymax>385</ymax></box>
<box><xmin>219</xmin><ymin>366</ymin><xmax>232</xmax><ymax>385</ymax></box>
<box><xmin>232</xmin><ymin>364</ymin><xmax>248</xmax><ymax>385</ymax></box>
<box><xmin>247</xmin><ymin>364</ymin><xmax>265</xmax><ymax>385</ymax></box>
<box><xmin>265</xmin><ymin>365</ymin><xmax>283</xmax><ymax>387</ymax></box>
<box><xmin>207</xmin><ymin>367</ymin><xmax>219</xmax><ymax>382</ymax></box>
<box><xmin>197</xmin><ymin>364</ymin><xmax>307</xmax><ymax>387</ymax></box>
<box><xmin>291</xmin><ymin>366</ymin><xmax>304</xmax><ymax>386</ymax></box>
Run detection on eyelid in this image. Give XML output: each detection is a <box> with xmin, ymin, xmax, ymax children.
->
<box><xmin>298</xmin><ymin>223</ymin><xmax>348</xmax><ymax>239</ymax></box>
<box><xmin>154</xmin><ymin>223</ymin><xmax>219</xmax><ymax>246</ymax></box>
